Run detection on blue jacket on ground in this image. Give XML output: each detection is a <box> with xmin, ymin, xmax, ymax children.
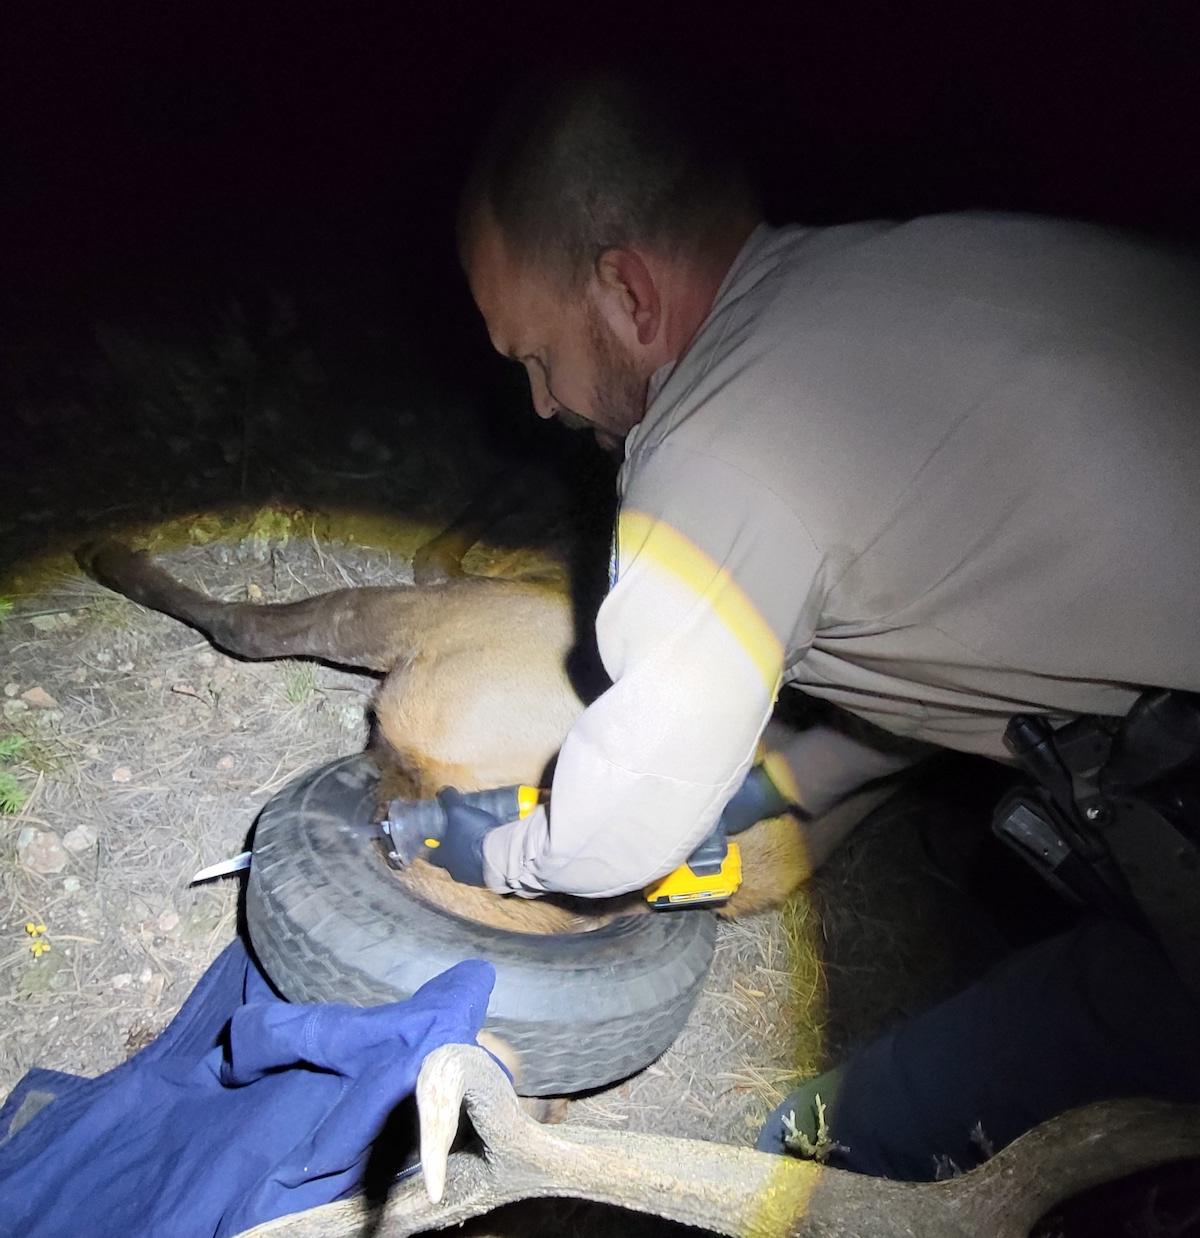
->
<box><xmin>0</xmin><ymin>940</ymin><xmax>494</xmax><ymax>1237</ymax></box>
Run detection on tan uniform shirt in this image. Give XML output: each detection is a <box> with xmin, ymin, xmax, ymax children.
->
<box><xmin>483</xmin><ymin>215</ymin><xmax>1200</xmax><ymax>897</ymax></box>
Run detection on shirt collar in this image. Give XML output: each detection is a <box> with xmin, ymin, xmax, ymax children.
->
<box><xmin>624</xmin><ymin>222</ymin><xmax>776</xmax><ymax>461</ymax></box>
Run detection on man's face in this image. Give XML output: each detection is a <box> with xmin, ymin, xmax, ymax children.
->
<box><xmin>467</xmin><ymin>213</ymin><xmax>648</xmax><ymax>449</ymax></box>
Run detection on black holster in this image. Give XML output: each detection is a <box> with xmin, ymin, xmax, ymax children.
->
<box><xmin>993</xmin><ymin>690</ymin><xmax>1200</xmax><ymax>996</ymax></box>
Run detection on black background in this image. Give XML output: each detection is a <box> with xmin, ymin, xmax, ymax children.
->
<box><xmin>7</xmin><ymin>2</ymin><xmax>1200</xmax><ymax>326</ymax></box>
<box><xmin>3</xmin><ymin>0</ymin><xmax>1199</xmax><ymax>539</ymax></box>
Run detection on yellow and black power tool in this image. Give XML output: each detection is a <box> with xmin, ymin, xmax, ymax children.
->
<box><xmin>643</xmin><ymin>765</ymin><xmax>789</xmax><ymax>909</ymax></box>
<box><xmin>382</xmin><ymin>784</ymin><xmax>541</xmax><ymax>868</ymax></box>
<box><xmin>383</xmin><ymin>765</ymin><xmax>790</xmax><ymax>910</ymax></box>
<box><xmin>642</xmin><ymin>824</ymin><xmax>745</xmax><ymax>909</ymax></box>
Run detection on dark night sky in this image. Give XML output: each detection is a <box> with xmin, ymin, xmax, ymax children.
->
<box><xmin>2</xmin><ymin>0</ymin><xmax>1196</xmax><ymax>526</ymax></box>
<box><xmin>7</xmin><ymin>1</ymin><xmax>1200</xmax><ymax>297</ymax></box>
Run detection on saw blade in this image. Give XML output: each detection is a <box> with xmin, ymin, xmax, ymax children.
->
<box><xmin>190</xmin><ymin>850</ymin><xmax>252</xmax><ymax>884</ymax></box>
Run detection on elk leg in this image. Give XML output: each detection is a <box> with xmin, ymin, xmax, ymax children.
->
<box><xmin>80</xmin><ymin>540</ymin><xmax>424</xmax><ymax>671</ymax></box>
<box><xmin>412</xmin><ymin>465</ymin><xmax>535</xmax><ymax>584</ymax></box>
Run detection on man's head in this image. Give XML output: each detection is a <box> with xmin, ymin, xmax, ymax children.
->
<box><xmin>460</xmin><ymin>71</ymin><xmax>760</xmax><ymax>448</ymax></box>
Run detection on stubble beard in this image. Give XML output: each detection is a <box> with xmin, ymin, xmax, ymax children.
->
<box><xmin>586</xmin><ymin>307</ymin><xmax>648</xmax><ymax>442</ymax></box>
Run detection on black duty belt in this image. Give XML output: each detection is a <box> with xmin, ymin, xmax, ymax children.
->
<box><xmin>993</xmin><ymin>690</ymin><xmax>1200</xmax><ymax>998</ymax></box>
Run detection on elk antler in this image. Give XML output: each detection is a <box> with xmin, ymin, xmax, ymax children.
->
<box><xmin>245</xmin><ymin>1044</ymin><xmax>1200</xmax><ymax>1238</ymax></box>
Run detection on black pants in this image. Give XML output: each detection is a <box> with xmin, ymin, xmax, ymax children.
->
<box><xmin>758</xmin><ymin>917</ymin><xmax>1200</xmax><ymax>1181</ymax></box>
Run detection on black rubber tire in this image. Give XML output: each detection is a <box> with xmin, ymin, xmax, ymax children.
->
<box><xmin>245</xmin><ymin>755</ymin><xmax>717</xmax><ymax>1096</ymax></box>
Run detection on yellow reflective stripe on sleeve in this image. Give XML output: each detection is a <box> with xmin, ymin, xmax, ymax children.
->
<box><xmin>617</xmin><ymin>510</ymin><xmax>784</xmax><ymax>691</ymax></box>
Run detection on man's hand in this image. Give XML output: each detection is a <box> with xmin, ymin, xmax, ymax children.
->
<box><xmin>425</xmin><ymin>788</ymin><xmax>503</xmax><ymax>886</ymax></box>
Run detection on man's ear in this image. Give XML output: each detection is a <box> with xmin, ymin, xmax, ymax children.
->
<box><xmin>593</xmin><ymin>247</ymin><xmax>660</xmax><ymax>347</ymax></box>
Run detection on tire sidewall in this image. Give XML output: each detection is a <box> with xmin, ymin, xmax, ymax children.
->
<box><xmin>246</xmin><ymin>755</ymin><xmax>716</xmax><ymax>1095</ymax></box>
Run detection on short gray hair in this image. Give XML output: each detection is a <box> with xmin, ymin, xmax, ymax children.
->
<box><xmin>459</xmin><ymin>71</ymin><xmax>758</xmax><ymax>289</ymax></box>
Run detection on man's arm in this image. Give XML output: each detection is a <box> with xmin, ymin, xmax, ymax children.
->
<box><xmin>758</xmin><ymin>718</ymin><xmax>931</xmax><ymax>819</ymax></box>
<box><xmin>482</xmin><ymin>447</ymin><xmax>828</xmax><ymax>898</ymax></box>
